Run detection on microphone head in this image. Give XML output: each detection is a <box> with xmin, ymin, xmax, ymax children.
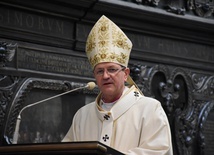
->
<box><xmin>86</xmin><ymin>82</ymin><xmax>96</xmax><ymax>90</ymax></box>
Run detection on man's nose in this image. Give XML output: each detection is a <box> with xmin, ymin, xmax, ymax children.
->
<box><xmin>102</xmin><ymin>70</ymin><xmax>110</xmax><ymax>78</ymax></box>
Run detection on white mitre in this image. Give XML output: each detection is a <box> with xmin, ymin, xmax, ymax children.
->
<box><xmin>85</xmin><ymin>15</ymin><xmax>132</xmax><ymax>69</ymax></box>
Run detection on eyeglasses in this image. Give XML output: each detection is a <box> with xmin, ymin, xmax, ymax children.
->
<box><xmin>94</xmin><ymin>67</ymin><xmax>126</xmax><ymax>76</ymax></box>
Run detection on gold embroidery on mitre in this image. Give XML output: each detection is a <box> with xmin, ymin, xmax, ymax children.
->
<box><xmin>86</xmin><ymin>30</ymin><xmax>96</xmax><ymax>54</ymax></box>
<box><xmin>86</xmin><ymin>15</ymin><xmax>132</xmax><ymax>69</ymax></box>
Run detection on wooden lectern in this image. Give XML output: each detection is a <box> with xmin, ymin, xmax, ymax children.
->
<box><xmin>0</xmin><ymin>141</ymin><xmax>124</xmax><ymax>155</ymax></box>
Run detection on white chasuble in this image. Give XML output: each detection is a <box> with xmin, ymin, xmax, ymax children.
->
<box><xmin>97</xmin><ymin>86</ymin><xmax>140</xmax><ymax>146</ymax></box>
<box><xmin>62</xmin><ymin>85</ymin><xmax>173</xmax><ymax>155</ymax></box>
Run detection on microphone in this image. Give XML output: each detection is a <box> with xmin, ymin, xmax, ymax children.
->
<box><xmin>86</xmin><ymin>81</ymin><xmax>96</xmax><ymax>90</ymax></box>
<box><xmin>12</xmin><ymin>81</ymin><xmax>96</xmax><ymax>144</ymax></box>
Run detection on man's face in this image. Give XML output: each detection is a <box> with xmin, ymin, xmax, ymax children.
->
<box><xmin>93</xmin><ymin>62</ymin><xmax>130</xmax><ymax>102</ymax></box>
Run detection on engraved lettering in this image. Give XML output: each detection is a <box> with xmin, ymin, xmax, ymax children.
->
<box><xmin>144</xmin><ymin>37</ymin><xmax>150</xmax><ymax>49</ymax></box>
<box><xmin>26</xmin><ymin>15</ymin><xmax>34</xmax><ymax>27</ymax></box>
<box><xmin>17</xmin><ymin>49</ymin><xmax>92</xmax><ymax>76</ymax></box>
<box><xmin>158</xmin><ymin>41</ymin><xmax>164</xmax><ymax>51</ymax></box>
<box><xmin>172</xmin><ymin>42</ymin><xmax>177</xmax><ymax>53</ymax></box>
<box><xmin>134</xmin><ymin>35</ymin><xmax>141</xmax><ymax>47</ymax></box>
<box><xmin>77</xmin><ymin>24</ymin><xmax>89</xmax><ymax>39</ymax></box>
<box><xmin>0</xmin><ymin>8</ymin><xmax>73</xmax><ymax>38</ymax></box>
<box><xmin>182</xmin><ymin>47</ymin><xmax>189</xmax><ymax>56</ymax></box>
<box><xmin>56</xmin><ymin>21</ymin><xmax>64</xmax><ymax>34</ymax></box>
<box><xmin>47</xmin><ymin>19</ymin><xmax>54</xmax><ymax>31</ymax></box>
<box><xmin>14</xmin><ymin>12</ymin><xmax>23</xmax><ymax>26</ymax></box>
<box><xmin>165</xmin><ymin>41</ymin><xmax>171</xmax><ymax>52</ymax></box>
<box><xmin>38</xmin><ymin>17</ymin><xmax>44</xmax><ymax>30</ymax></box>
<box><xmin>127</xmin><ymin>32</ymin><xmax>214</xmax><ymax>63</ymax></box>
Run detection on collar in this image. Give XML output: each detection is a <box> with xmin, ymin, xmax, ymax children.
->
<box><xmin>95</xmin><ymin>85</ymin><xmax>142</xmax><ymax>121</ymax></box>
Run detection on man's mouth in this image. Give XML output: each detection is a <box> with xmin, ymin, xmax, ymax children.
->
<box><xmin>103</xmin><ymin>82</ymin><xmax>112</xmax><ymax>86</ymax></box>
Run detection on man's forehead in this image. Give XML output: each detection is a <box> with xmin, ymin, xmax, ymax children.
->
<box><xmin>94</xmin><ymin>62</ymin><xmax>121</xmax><ymax>69</ymax></box>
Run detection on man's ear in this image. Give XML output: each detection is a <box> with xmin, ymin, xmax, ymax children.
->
<box><xmin>124</xmin><ymin>68</ymin><xmax>130</xmax><ymax>81</ymax></box>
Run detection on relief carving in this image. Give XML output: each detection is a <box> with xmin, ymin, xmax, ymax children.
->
<box><xmin>123</xmin><ymin>0</ymin><xmax>214</xmax><ymax>17</ymax></box>
<box><xmin>130</xmin><ymin>63</ymin><xmax>214</xmax><ymax>155</ymax></box>
<box><xmin>0</xmin><ymin>75</ymin><xmax>19</xmax><ymax>140</ymax></box>
<box><xmin>198</xmin><ymin>101</ymin><xmax>214</xmax><ymax>154</ymax></box>
<box><xmin>134</xmin><ymin>0</ymin><xmax>160</xmax><ymax>6</ymax></box>
<box><xmin>191</xmin><ymin>0</ymin><xmax>214</xmax><ymax>17</ymax></box>
<box><xmin>192</xmin><ymin>73</ymin><xmax>214</xmax><ymax>99</ymax></box>
<box><xmin>0</xmin><ymin>42</ymin><xmax>17</xmax><ymax>67</ymax></box>
<box><xmin>166</xmin><ymin>0</ymin><xmax>186</xmax><ymax>15</ymax></box>
<box><xmin>175</xmin><ymin>99</ymin><xmax>201</xmax><ymax>155</ymax></box>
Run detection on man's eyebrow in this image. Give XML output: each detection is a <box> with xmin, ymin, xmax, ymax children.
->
<box><xmin>94</xmin><ymin>64</ymin><xmax>124</xmax><ymax>70</ymax></box>
<box><xmin>96</xmin><ymin>66</ymin><xmax>118</xmax><ymax>69</ymax></box>
<box><xmin>95</xmin><ymin>67</ymin><xmax>104</xmax><ymax>70</ymax></box>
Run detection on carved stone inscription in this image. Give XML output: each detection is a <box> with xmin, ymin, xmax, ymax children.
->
<box><xmin>128</xmin><ymin>33</ymin><xmax>214</xmax><ymax>63</ymax></box>
<box><xmin>0</xmin><ymin>7</ymin><xmax>73</xmax><ymax>39</ymax></box>
<box><xmin>17</xmin><ymin>48</ymin><xmax>93</xmax><ymax>77</ymax></box>
<box><xmin>76</xmin><ymin>23</ymin><xmax>92</xmax><ymax>41</ymax></box>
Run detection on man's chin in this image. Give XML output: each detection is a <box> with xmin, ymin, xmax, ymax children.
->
<box><xmin>101</xmin><ymin>87</ymin><xmax>114</xmax><ymax>94</ymax></box>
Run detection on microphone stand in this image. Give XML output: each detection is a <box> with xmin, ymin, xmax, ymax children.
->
<box><xmin>12</xmin><ymin>85</ymin><xmax>89</xmax><ymax>144</ymax></box>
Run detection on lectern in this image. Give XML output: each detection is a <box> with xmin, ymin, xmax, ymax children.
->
<box><xmin>0</xmin><ymin>141</ymin><xmax>124</xmax><ymax>155</ymax></box>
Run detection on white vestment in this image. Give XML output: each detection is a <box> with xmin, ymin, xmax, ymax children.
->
<box><xmin>63</xmin><ymin>85</ymin><xmax>173</xmax><ymax>155</ymax></box>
